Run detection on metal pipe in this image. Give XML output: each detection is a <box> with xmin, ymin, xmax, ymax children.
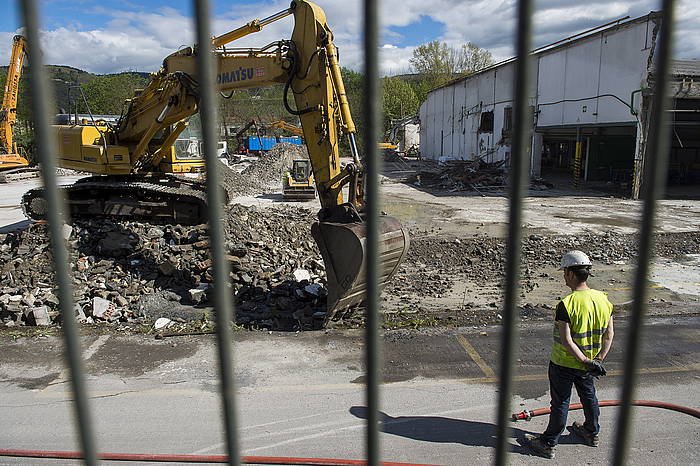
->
<box><xmin>260</xmin><ymin>9</ymin><xmax>294</xmax><ymax>27</ymax></box>
<box><xmin>193</xmin><ymin>1</ymin><xmax>241</xmax><ymax>465</ymax></box>
<box><xmin>363</xmin><ymin>0</ymin><xmax>381</xmax><ymax>464</ymax></box>
<box><xmin>612</xmin><ymin>1</ymin><xmax>676</xmax><ymax>464</ymax></box>
<box><xmin>212</xmin><ymin>9</ymin><xmax>292</xmax><ymax>48</ymax></box>
<box><xmin>494</xmin><ymin>0</ymin><xmax>534</xmax><ymax>464</ymax></box>
<box><xmin>19</xmin><ymin>1</ymin><xmax>99</xmax><ymax>465</ymax></box>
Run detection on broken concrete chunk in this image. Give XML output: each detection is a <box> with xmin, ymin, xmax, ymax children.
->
<box><xmin>293</xmin><ymin>269</ymin><xmax>311</xmax><ymax>282</ymax></box>
<box><xmin>159</xmin><ymin>260</ymin><xmax>177</xmax><ymax>276</ymax></box>
<box><xmin>27</xmin><ymin>306</ymin><xmax>51</xmax><ymax>326</ymax></box>
<box><xmin>92</xmin><ymin>297</ymin><xmax>115</xmax><ymax>319</ymax></box>
<box><xmin>189</xmin><ymin>284</ymin><xmax>209</xmax><ymax>304</ymax></box>
<box><xmin>304</xmin><ymin>283</ymin><xmax>326</xmax><ymax>297</ymax></box>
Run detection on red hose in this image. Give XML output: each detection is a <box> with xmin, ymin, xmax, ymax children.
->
<box><xmin>512</xmin><ymin>399</ymin><xmax>700</xmax><ymax>421</ymax></box>
<box><xmin>0</xmin><ymin>450</ymin><xmax>445</xmax><ymax>466</ymax></box>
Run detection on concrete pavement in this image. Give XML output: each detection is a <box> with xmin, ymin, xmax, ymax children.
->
<box><xmin>0</xmin><ymin>316</ymin><xmax>698</xmax><ymax>465</ymax></box>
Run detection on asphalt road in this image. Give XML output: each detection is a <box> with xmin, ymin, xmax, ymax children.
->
<box><xmin>0</xmin><ymin>315</ymin><xmax>698</xmax><ymax>465</ymax></box>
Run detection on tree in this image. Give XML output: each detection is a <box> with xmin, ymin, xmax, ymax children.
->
<box><xmin>78</xmin><ymin>73</ymin><xmax>148</xmax><ymax>115</ymax></box>
<box><xmin>409</xmin><ymin>40</ymin><xmax>494</xmax><ymax>89</ymax></box>
<box><xmin>380</xmin><ymin>77</ymin><xmax>418</xmax><ymax>134</ymax></box>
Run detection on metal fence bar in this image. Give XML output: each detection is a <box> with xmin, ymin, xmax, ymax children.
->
<box><xmin>193</xmin><ymin>0</ymin><xmax>241</xmax><ymax>464</ymax></box>
<box><xmin>612</xmin><ymin>1</ymin><xmax>676</xmax><ymax>464</ymax></box>
<box><xmin>363</xmin><ymin>0</ymin><xmax>381</xmax><ymax>464</ymax></box>
<box><xmin>494</xmin><ymin>0</ymin><xmax>534</xmax><ymax>464</ymax></box>
<box><xmin>19</xmin><ymin>1</ymin><xmax>100</xmax><ymax>464</ymax></box>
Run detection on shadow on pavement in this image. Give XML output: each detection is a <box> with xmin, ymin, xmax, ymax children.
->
<box><xmin>0</xmin><ymin>219</ymin><xmax>31</xmax><ymax>233</ymax></box>
<box><xmin>350</xmin><ymin>406</ymin><xmax>544</xmax><ymax>456</ymax></box>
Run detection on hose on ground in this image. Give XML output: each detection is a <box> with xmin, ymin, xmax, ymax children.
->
<box><xmin>0</xmin><ymin>450</ymin><xmax>445</xmax><ymax>466</ymax></box>
<box><xmin>511</xmin><ymin>399</ymin><xmax>700</xmax><ymax>421</ymax></box>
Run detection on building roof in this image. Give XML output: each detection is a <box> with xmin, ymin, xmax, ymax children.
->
<box><xmin>669</xmin><ymin>59</ymin><xmax>700</xmax><ymax>77</ymax></box>
<box><xmin>429</xmin><ymin>11</ymin><xmax>661</xmax><ymax>94</ymax></box>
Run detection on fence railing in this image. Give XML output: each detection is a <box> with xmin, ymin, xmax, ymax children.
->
<box><xmin>17</xmin><ymin>0</ymin><xmax>677</xmax><ymax>464</ymax></box>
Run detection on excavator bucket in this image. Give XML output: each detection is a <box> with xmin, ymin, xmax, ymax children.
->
<box><xmin>311</xmin><ymin>215</ymin><xmax>409</xmax><ymax>321</ymax></box>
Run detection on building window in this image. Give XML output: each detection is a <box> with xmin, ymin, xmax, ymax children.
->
<box><xmin>479</xmin><ymin>111</ymin><xmax>494</xmax><ymax>133</ymax></box>
<box><xmin>502</xmin><ymin>107</ymin><xmax>513</xmax><ymax>136</ymax></box>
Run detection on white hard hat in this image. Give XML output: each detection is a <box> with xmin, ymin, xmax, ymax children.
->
<box><xmin>560</xmin><ymin>250</ymin><xmax>592</xmax><ymax>269</ymax></box>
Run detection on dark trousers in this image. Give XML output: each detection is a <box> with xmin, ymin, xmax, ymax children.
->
<box><xmin>541</xmin><ymin>361</ymin><xmax>600</xmax><ymax>447</ymax></box>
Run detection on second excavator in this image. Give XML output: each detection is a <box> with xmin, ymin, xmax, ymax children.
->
<box><xmin>22</xmin><ymin>0</ymin><xmax>409</xmax><ymax>320</ymax></box>
<box><xmin>0</xmin><ymin>35</ymin><xmax>38</xmax><ymax>182</ymax></box>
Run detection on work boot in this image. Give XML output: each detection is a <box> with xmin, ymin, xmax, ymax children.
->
<box><xmin>570</xmin><ymin>421</ymin><xmax>599</xmax><ymax>447</ymax></box>
<box><xmin>523</xmin><ymin>433</ymin><xmax>555</xmax><ymax>459</ymax></box>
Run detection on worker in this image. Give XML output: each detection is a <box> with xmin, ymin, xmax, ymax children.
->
<box><xmin>523</xmin><ymin>250</ymin><xmax>614</xmax><ymax>459</ymax></box>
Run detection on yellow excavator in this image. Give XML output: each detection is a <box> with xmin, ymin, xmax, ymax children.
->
<box><xmin>0</xmin><ymin>35</ymin><xmax>38</xmax><ymax>182</ymax></box>
<box><xmin>22</xmin><ymin>0</ymin><xmax>409</xmax><ymax>319</ymax></box>
<box><xmin>268</xmin><ymin>119</ymin><xmax>304</xmax><ymax>138</ymax></box>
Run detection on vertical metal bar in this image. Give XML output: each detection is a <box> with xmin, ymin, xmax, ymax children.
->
<box><xmin>192</xmin><ymin>1</ymin><xmax>241</xmax><ymax>464</ymax></box>
<box><xmin>494</xmin><ymin>0</ymin><xmax>533</xmax><ymax>464</ymax></box>
<box><xmin>612</xmin><ymin>1</ymin><xmax>675</xmax><ymax>464</ymax></box>
<box><xmin>363</xmin><ymin>0</ymin><xmax>381</xmax><ymax>464</ymax></box>
<box><xmin>19</xmin><ymin>1</ymin><xmax>99</xmax><ymax>464</ymax></box>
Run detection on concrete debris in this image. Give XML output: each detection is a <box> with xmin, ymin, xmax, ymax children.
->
<box><xmin>218</xmin><ymin>142</ymin><xmax>309</xmax><ymax>198</ymax></box>
<box><xmin>189</xmin><ymin>284</ymin><xmax>209</xmax><ymax>304</ymax></box>
<box><xmin>410</xmin><ymin>159</ymin><xmax>552</xmax><ymax>192</ymax></box>
<box><xmin>293</xmin><ymin>269</ymin><xmax>311</xmax><ymax>282</ymax></box>
<box><xmin>0</xmin><ymin>203</ymin><xmax>327</xmax><ymax>330</ymax></box>
<box><xmin>92</xmin><ymin>297</ymin><xmax>115</xmax><ymax>320</ymax></box>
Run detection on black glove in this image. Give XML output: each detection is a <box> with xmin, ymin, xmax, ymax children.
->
<box><xmin>585</xmin><ymin>359</ymin><xmax>607</xmax><ymax>377</ymax></box>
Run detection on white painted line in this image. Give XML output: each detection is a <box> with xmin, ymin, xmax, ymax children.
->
<box><xmin>83</xmin><ymin>335</ymin><xmax>110</xmax><ymax>361</ymax></box>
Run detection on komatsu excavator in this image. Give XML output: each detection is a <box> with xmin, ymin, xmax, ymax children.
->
<box><xmin>0</xmin><ymin>35</ymin><xmax>38</xmax><ymax>182</ymax></box>
<box><xmin>22</xmin><ymin>0</ymin><xmax>409</xmax><ymax>320</ymax></box>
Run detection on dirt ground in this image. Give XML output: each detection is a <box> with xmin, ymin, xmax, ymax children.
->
<box><xmin>1</xmin><ymin>157</ymin><xmax>699</xmax><ymax>333</ymax></box>
<box><xmin>222</xmin><ymin>157</ymin><xmax>700</xmax><ymax>330</ymax></box>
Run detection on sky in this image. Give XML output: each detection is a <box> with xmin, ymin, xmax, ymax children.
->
<box><xmin>0</xmin><ymin>0</ymin><xmax>698</xmax><ymax>76</ymax></box>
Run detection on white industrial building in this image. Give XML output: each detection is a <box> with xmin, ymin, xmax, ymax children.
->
<box><xmin>419</xmin><ymin>12</ymin><xmax>700</xmax><ymax>196</ymax></box>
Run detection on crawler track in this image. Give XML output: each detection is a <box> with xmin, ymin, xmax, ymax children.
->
<box><xmin>22</xmin><ymin>175</ymin><xmax>214</xmax><ymax>225</ymax></box>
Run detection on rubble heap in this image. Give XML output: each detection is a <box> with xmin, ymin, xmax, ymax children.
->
<box><xmin>217</xmin><ymin>142</ymin><xmax>310</xmax><ymax>198</ymax></box>
<box><xmin>0</xmin><ymin>204</ymin><xmax>328</xmax><ymax>330</ymax></box>
<box><xmin>412</xmin><ymin>159</ymin><xmax>507</xmax><ymax>191</ymax></box>
<box><xmin>409</xmin><ymin>159</ymin><xmax>552</xmax><ymax>192</ymax></box>
<box><xmin>241</xmin><ymin>142</ymin><xmax>309</xmax><ymax>185</ymax></box>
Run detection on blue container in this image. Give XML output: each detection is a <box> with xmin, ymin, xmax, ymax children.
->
<box><xmin>246</xmin><ymin>136</ymin><xmax>303</xmax><ymax>151</ymax></box>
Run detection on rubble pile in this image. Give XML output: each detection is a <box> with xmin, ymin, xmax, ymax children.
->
<box><xmin>241</xmin><ymin>142</ymin><xmax>309</xmax><ymax>186</ymax></box>
<box><xmin>217</xmin><ymin>142</ymin><xmax>310</xmax><ymax>197</ymax></box>
<box><xmin>412</xmin><ymin>159</ymin><xmax>507</xmax><ymax>191</ymax></box>
<box><xmin>0</xmin><ymin>204</ymin><xmax>329</xmax><ymax>330</ymax></box>
<box><xmin>408</xmin><ymin>159</ymin><xmax>553</xmax><ymax>192</ymax></box>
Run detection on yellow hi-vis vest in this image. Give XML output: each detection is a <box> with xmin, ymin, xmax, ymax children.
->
<box><xmin>550</xmin><ymin>289</ymin><xmax>613</xmax><ymax>370</ymax></box>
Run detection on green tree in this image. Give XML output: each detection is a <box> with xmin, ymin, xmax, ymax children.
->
<box><xmin>79</xmin><ymin>73</ymin><xmax>147</xmax><ymax>115</ymax></box>
<box><xmin>380</xmin><ymin>77</ymin><xmax>418</xmax><ymax>134</ymax></box>
<box><xmin>410</xmin><ymin>40</ymin><xmax>494</xmax><ymax>90</ymax></box>
<box><xmin>340</xmin><ymin>67</ymin><xmax>365</xmax><ymax>155</ymax></box>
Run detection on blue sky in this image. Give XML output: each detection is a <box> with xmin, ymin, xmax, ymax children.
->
<box><xmin>1</xmin><ymin>0</ymin><xmax>698</xmax><ymax>75</ymax></box>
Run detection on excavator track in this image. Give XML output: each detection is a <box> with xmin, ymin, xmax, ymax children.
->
<box><xmin>22</xmin><ymin>175</ymin><xmax>214</xmax><ymax>225</ymax></box>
